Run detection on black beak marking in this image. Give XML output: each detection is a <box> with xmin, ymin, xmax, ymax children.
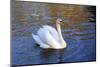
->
<box><xmin>60</xmin><ymin>21</ymin><xmax>63</xmax><ymax>22</ymax></box>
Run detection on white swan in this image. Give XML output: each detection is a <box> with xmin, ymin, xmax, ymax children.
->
<box><xmin>32</xmin><ymin>18</ymin><xmax>67</xmax><ymax>49</ymax></box>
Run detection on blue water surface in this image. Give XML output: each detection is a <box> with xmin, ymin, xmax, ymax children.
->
<box><xmin>11</xmin><ymin>22</ymin><xmax>96</xmax><ymax>66</ymax></box>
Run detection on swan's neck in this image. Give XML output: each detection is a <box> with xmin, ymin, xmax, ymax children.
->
<box><xmin>56</xmin><ymin>23</ymin><xmax>64</xmax><ymax>44</ymax></box>
<box><xmin>56</xmin><ymin>23</ymin><xmax>66</xmax><ymax>48</ymax></box>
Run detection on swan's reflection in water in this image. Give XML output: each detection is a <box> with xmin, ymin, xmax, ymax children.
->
<box><xmin>40</xmin><ymin>48</ymin><xmax>66</xmax><ymax>63</ymax></box>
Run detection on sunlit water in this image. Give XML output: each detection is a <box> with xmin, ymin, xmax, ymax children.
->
<box><xmin>11</xmin><ymin>1</ymin><xmax>96</xmax><ymax>66</ymax></box>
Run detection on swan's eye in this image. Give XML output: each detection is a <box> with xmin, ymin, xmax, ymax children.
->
<box><xmin>60</xmin><ymin>20</ymin><xmax>63</xmax><ymax>22</ymax></box>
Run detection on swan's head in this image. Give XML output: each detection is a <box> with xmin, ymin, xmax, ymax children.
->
<box><xmin>56</xmin><ymin>18</ymin><xmax>63</xmax><ymax>24</ymax></box>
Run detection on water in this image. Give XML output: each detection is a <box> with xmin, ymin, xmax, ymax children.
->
<box><xmin>11</xmin><ymin>1</ymin><xmax>96</xmax><ymax>66</ymax></box>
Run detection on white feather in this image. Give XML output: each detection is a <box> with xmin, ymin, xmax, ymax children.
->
<box><xmin>37</xmin><ymin>28</ymin><xmax>48</xmax><ymax>44</ymax></box>
<box><xmin>43</xmin><ymin>25</ymin><xmax>59</xmax><ymax>42</ymax></box>
<box><xmin>45</xmin><ymin>30</ymin><xmax>62</xmax><ymax>49</ymax></box>
<box><xmin>37</xmin><ymin>27</ymin><xmax>62</xmax><ymax>49</ymax></box>
<box><xmin>32</xmin><ymin>34</ymin><xmax>50</xmax><ymax>48</ymax></box>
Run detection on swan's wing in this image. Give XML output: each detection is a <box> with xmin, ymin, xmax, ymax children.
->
<box><xmin>37</xmin><ymin>28</ymin><xmax>48</xmax><ymax>43</ymax></box>
<box><xmin>32</xmin><ymin>34</ymin><xmax>51</xmax><ymax>48</ymax></box>
<box><xmin>37</xmin><ymin>28</ymin><xmax>61</xmax><ymax>49</ymax></box>
<box><xmin>43</xmin><ymin>25</ymin><xmax>59</xmax><ymax>42</ymax></box>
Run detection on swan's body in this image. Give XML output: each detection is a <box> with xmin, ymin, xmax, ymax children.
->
<box><xmin>32</xmin><ymin>19</ymin><xmax>67</xmax><ymax>49</ymax></box>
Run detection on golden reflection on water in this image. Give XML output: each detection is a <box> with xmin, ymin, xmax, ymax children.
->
<box><xmin>49</xmin><ymin>4</ymin><xmax>91</xmax><ymax>23</ymax></box>
<box><xmin>12</xmin><ymin>2</ymin><xmax>95</xmax><ymax>36</ymax></box>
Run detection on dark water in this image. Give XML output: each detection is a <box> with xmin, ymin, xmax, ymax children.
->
<box><xmin>11</xmin><ymin>1</ymin><xmax>96</xmax><ymax>66</ymax></box>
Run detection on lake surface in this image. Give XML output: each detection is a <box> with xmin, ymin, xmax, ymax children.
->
<box><xmin>11</xmin><ymin>1</ymin><xmax>96</xmax><ymax>66</ymax></box>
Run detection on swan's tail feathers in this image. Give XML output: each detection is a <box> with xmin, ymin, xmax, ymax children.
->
<box><xmin>32</xmin><ymin>34</ymin><xmax>41</xmax><ymax>44</ymax></box>
<box><xmin>32</xmin><ymin>34</ymin><xmax>50</xmax><ymax>48</ymax></box>
<box><xmin>32</xmin><ymin>34</ymin><xmax>36</xmax><ymax>38</ymax></box>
